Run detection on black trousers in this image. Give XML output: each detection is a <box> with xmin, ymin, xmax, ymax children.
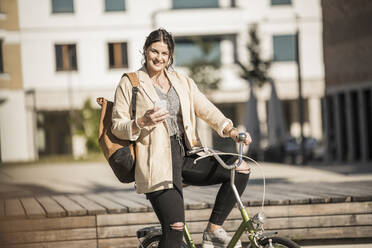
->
<box><xmin>146</xmin><ymin>135</ymin><xmax>250</xmax><ymax>247</ymax></box>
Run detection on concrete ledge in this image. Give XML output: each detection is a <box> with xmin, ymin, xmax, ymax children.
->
<box><xmin>1</xmin><ymin>196</ymin><xmax>372</xmax><ymax>248</ymax></box>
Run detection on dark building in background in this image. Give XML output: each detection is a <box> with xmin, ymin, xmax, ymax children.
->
<box><xmin>322</xmin><ymin>0</ymin><xmax>372</xmax><ymax>163</ymax></box>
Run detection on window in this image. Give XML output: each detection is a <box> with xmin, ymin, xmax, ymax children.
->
<box><xmin>172</xmin><ymin>0</ymin><xmax>219</xmax><ymax>9</ymax></box>
<box><xmin>271</xmin><ymin>0</ymin><xmax>291</xmax><ymax>5</ymax></box>
<box><xmin>273</xmin><ymin>34</ymin><xmax>296</xmax><ymax>62</ymax></box>
<box><xmin>52</xmin><ymin>0</ymin><xmax>74</xmax><ymax>13</ymax></box>
<box><xmin>55</xmin><ymin>44</ymin><xmax>78</xmax><ymax>71</ymax></box>
<box><xmin>105</xmin><ymin>0</ymin><xmax>125</xmax><ymax>12</ymax></box>
<box><xmin>108</xmin><ymin>42</ymin><xmax>128</xmax><ymax>68</ymax></box>
<box><xmin>175</xmin><ymin>37</ymin><xmax>221</xmax><ymax>66</ymax></box>
<box><xmin>0</xmin><ymin>40</ymin><xmax>3</xmax><ymax>73</ymax></box>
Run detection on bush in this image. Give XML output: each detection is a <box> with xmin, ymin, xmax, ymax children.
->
<box><xmin>74</xmin><ymin>99</ymin><xmax>101</xmax><ymax>153</ymax></box>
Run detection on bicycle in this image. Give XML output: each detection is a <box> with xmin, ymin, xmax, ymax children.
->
<box><xmin>136</xmin><ymin>133</ymin><xmax>301</xmax><ymax>248</ymax></box>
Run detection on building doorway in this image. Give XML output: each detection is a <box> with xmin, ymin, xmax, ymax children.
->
<box><xmin>36</xmin><ymin>111</ymin><xmax>72</xmax><ymax>156</ymax></box>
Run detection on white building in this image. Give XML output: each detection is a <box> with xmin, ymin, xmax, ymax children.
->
<box><xmin>0</xmin><ymin>0</ymin><xmax>324</xmax><ymax>162</ymax></box>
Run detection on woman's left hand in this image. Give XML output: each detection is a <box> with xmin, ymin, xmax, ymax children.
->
<box><xmin>230</xmin><ymin>129</ymin><xmax>252</xmax><ymax>146</ymax></box>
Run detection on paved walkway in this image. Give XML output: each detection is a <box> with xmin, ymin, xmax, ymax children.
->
<box><xmin>0</xmin><ymin>160</ymin><xmax>371</xmax><ymax>198</ymax></box>
<box><xmin>1</xmin><ymin>161</ymin><xmax>371</xmax><ymax>247</ymax></box>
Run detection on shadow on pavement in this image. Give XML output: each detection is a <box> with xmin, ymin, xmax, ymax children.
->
<box><xmin>247</xmin><ymin>177</ymin><xmax>290</xmax><ymax>185</ymax></box>
<box><xmin>0</xmin><ymin>182</ymin><xmax>136</xmax><ymax>199</ymax></box>
<box><xmin>307</xmin><ymin>162</ymin><xmax>372</xmax><ymax>175</ymax></box>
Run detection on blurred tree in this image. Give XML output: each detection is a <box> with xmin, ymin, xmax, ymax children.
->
<box><xmin>74</xmin><ymin>99</ymin><xmax>100</xmax><ymax>153</ymax></box>
<box><xmin>238</xmin><ymin>24</ymin><xmax>272</xmax><ymax>160</ymax></box>
<box><xmin>238</xmin><ymin>24</ymin><xmax>271</xmax><ymax>86</ymax></box>
<box><xmin>185</xmin><ymin>37</ymin><xmax>221</xmax><ymax>92</ymax></box>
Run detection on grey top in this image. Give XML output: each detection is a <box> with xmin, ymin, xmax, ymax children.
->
<box><xmin>154</xmin><ymin>85</ymin><xmax>185</xmax><ymax>137</ymax></box>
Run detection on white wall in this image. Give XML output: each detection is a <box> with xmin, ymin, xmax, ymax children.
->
<box><xmin>18</xmin><ymin>0</ymin><xmax>324</xmax><ymax>98</ymax></box>
<box><xmin>0</xmin><ymin>91</ymin><xmax>34</xmax><ymax>162</ymax></box>
<box><xmin>17</xmin><ymin>0</ymin><xmax>168</xmax><ymax>29</ymax></box>
<box><xmin>21</xmin><ymin>30</ymin><xmax>134</xmax><ymax>91</ymax></box>
<box><xmin>18</xmin><ymin>0</ymin><xmax>170</xmax><ymax>94</ymax></box>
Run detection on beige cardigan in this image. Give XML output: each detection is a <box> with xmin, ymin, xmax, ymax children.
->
<box><xmin>111</xmin><ymin>67</ymin><xmax>232</xmax><ymax>194</ymax></box>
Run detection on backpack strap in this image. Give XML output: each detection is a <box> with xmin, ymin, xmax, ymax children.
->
<box><xmin>125</xmin><ymin>72</ymin><xmax>139</xmax><ymax>87</ymax></box>
<box><xmin>122</xmin><ymin>72</ymin><xmax>139</xmax><ymax>120</ymax></box>
<box><xmin>121</xmin><ymin>72</ymin><xmax>139</xmax><ymax>158</ymax></box>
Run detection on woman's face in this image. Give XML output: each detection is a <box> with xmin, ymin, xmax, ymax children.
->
<box><xmin>145</xmin><ymin>41</ymin><xmax>170</xmax><ymax>74</ymax></box>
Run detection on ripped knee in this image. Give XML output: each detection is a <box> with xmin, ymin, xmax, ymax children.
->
<box><xmin>170</xmin><ymin>222</ymin><xmax>184</xmax><ymax>231</ymax></box>
<box><xmin>236</xmin><ymin>159</ymin><xmax>251</xmax><ymax>174</ymax></box>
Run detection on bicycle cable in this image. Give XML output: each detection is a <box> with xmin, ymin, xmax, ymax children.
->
<box><xmin>195</xmin><ymin>152</ymin><xmax>266</xmax><ymax>212</ymax></box>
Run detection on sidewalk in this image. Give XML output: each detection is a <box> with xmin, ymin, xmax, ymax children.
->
<box><xmin>1</xmin><ymin>161</ymin><xmax>372</xmax><ymax>247</ymax></box>
<box><xmin>1</xmin><ymin>160</ymin><xmax>371</xmax><ymax>198</ymax></box>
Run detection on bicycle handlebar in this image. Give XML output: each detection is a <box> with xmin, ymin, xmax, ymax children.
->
<box><xmin>187</xmin><ymin>132</ymin><xmax>248</xmax><ymax>209</ymax></box>
<box><xmin>188</xmin><ymin>132</ymin><xmax>267</xmax><ymax>212</ymax></box>
<box><xmin>237</xmin><ymin>132</ymin><xmax>247</xmax><ymax>143</ymax></box>
<box><xmin>186</xmin><ymin>147</ymin><xmax>205</xmax><ymax>155</ymax></box>
<box><xmin>186</xmin><ymin>132</ymin><xmax>247</xmax><ymax>170</ymax></box>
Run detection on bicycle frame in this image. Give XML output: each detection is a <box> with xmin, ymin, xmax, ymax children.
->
<box><xmin>183</xmin><ymin>224</ymin><xmax>196</xmax><ymax>248</ymax></box>
<box><xmin>182</xmin><ymin>203</ymin><xmax>258</xmax><ymax>248</ymax></box>
<box><xmin>182</xmin><ymin>136</ymin><xmax>260</xmax><ymax>248</ymax></box>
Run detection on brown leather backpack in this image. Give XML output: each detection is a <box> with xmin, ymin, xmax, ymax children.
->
<box><xmin>96</xmin><ymin>72</ymin><xmax>139</xmax><ymax>183</ymax></box>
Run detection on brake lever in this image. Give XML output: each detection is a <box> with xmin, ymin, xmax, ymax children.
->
<box><xmin>193</xmin><ymin>152</ymin><xmax>212</xmax><ymax>164</ymax></box>
<box><xmin>186</xmin><ymin>147</ymin><xmax>207</xmax><ymax>156</ymax></box>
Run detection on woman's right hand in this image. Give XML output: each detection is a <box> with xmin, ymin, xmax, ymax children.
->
<box><xmin>136</xmin><ymin>107</ymin><xmax>169</xmax><ymax>128</ymax></box>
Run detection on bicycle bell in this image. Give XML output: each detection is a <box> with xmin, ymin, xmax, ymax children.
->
<box><xmin>252</xmin><ymin>212</ymin><xmax>266</xmax><ymax>224</ymax></box>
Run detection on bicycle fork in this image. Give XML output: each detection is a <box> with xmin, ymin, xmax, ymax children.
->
<box><xmin>228</xmin><ymin>141</ymin><xmax>259</xmax><ymax>248</ymax></box>
<box><xmin>227</xmin><ymin>206</ymin><xmax>258</xmax><ymax>248</ymax></box>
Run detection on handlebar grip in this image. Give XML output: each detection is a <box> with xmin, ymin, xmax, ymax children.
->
<box><xmin>186</xmin><ymin>147</ymin><xmax>205</xmax><ymax>156</ymax></box>
<box><xmin>237</xmin><ymin>132</ymin><xmax>247</xmax><ymax>143</ymax></box>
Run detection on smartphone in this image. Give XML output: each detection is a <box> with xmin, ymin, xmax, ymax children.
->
<box><xmin>154</xmin><ymin>100</ymin><xmax>167</xmax><ymax>114</ymax></box>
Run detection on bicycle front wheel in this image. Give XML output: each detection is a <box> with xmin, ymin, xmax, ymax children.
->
<box><xmin>248</xmin><ymin>236</ymin><xmax>300</xmax><ymax>248</ymax></box>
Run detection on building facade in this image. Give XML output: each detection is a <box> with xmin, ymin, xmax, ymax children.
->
<box><xmin>0</xmin><ymin>0</ymin><xmax>37</xmax><ymax>162</ymax></box>
<box><xmin>0</xmin><ymin>0</ymin><xmax>324</xmax><ymax>162</ymax></box>
<box><xmin>322</xmin><ymin>0</ymin><xmax>372</xmax><ymax>163</ymax></box>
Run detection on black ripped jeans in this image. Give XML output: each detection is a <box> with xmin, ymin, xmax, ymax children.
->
<box><xmin>146</xmin><ymin>135</ymin><xmax>250</xmax><ymax>248</ymax></box>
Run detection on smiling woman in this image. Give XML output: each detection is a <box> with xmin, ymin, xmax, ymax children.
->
<box><xmin>141</xmin><ymin>29</ymin><xmax>175</xmax><ymax>95</ymax></box>
<box><xmin>144</xmin><ymin>42</ymin><xmax>171</xmax><ymax>94</ymax></box>
<box><xmin>110</xmin><ymin>28</ymin><xmax>252</xmax><ymax>248</ymax></box>
<box><xmin>145</xmin><ymin>42</ymin><xmax>170</xmax><ymax>74</ymax></box>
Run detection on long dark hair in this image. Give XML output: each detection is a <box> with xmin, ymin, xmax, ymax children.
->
<box><xmin>142</xmin><ymin>28</ymin><xmax>175</xmax><ymax>69</ymax></box>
